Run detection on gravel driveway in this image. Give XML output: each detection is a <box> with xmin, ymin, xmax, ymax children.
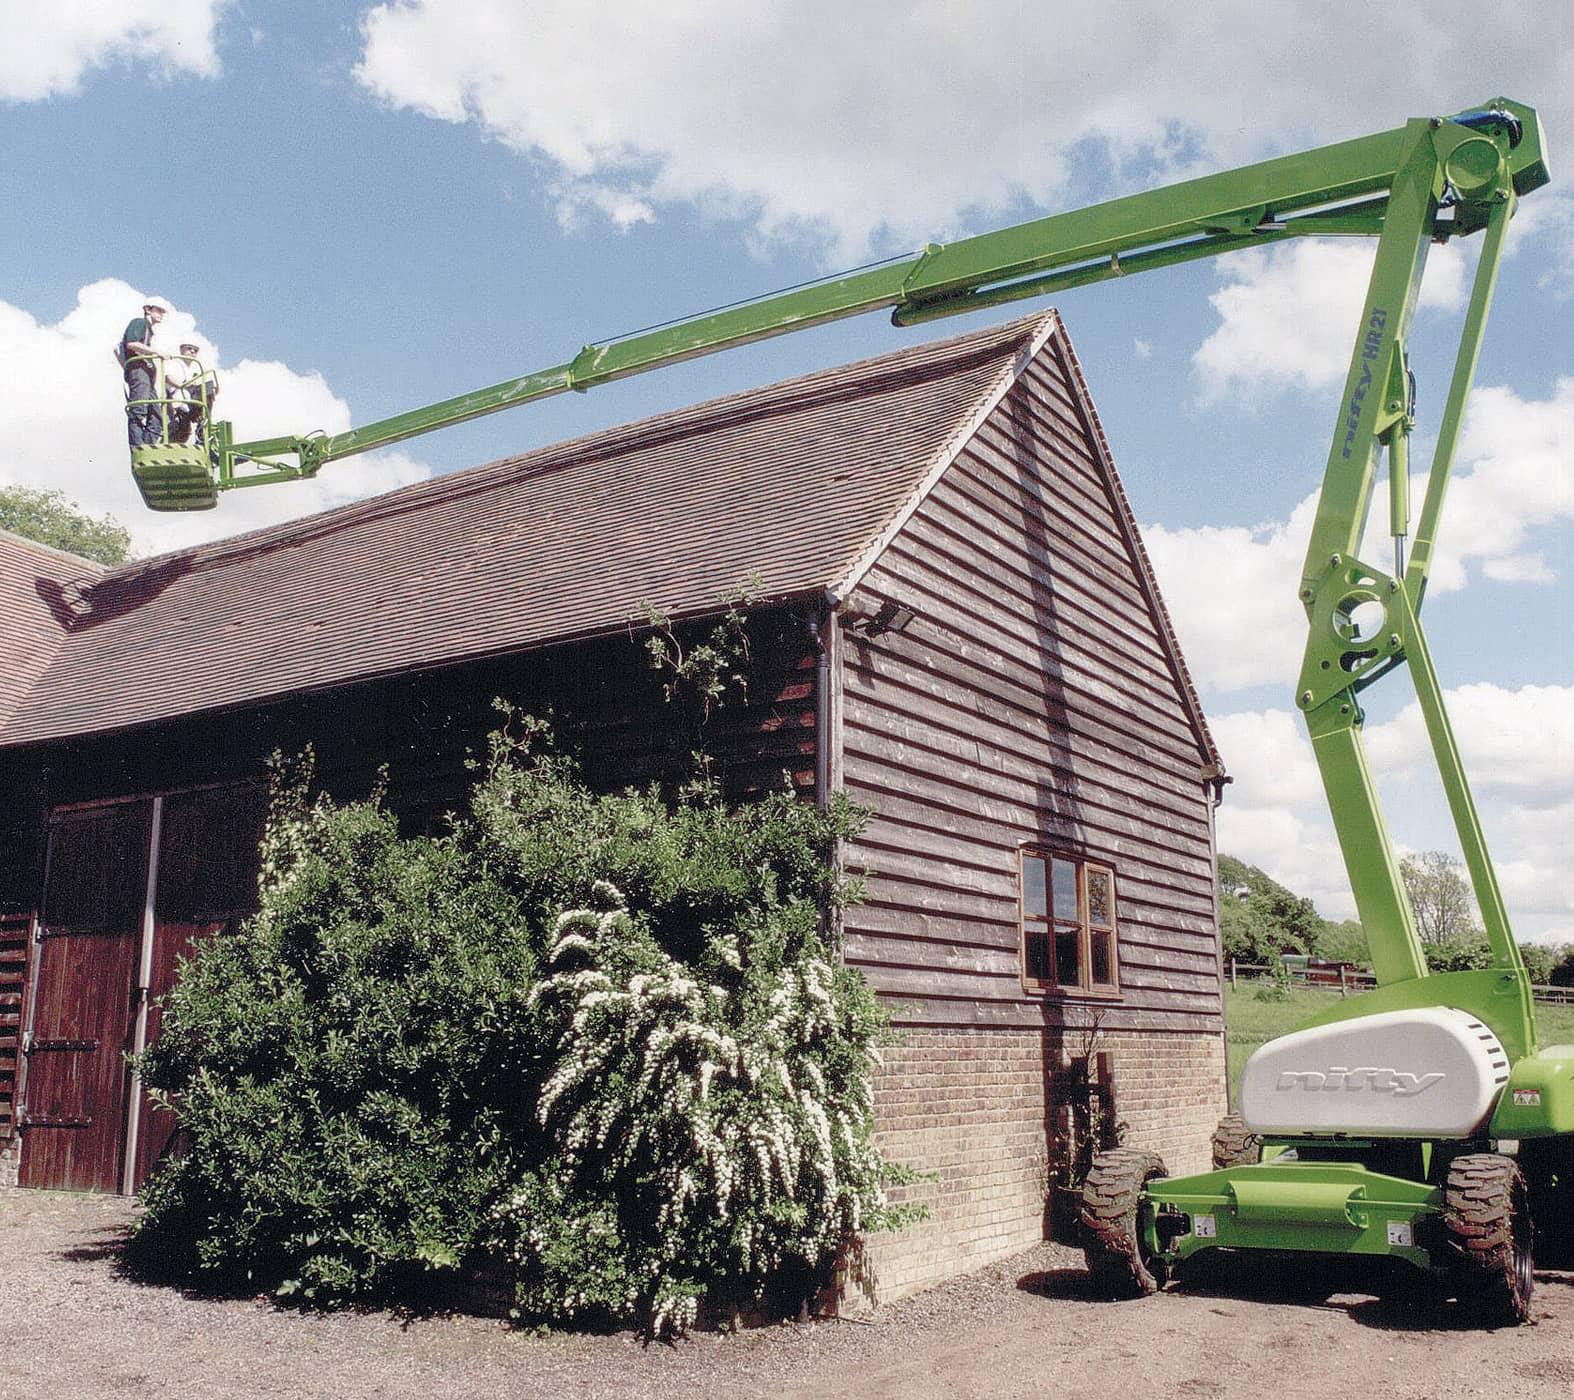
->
<box><xmin>5</xmin><ymin>1188</ymin><xmax>1572</xmax><ymax>1400</ymax></box>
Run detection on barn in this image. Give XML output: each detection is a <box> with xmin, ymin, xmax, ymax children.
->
<box><xmin>0</xmin><ymin>310</ymin><xmax>1227</xmax><ymax>1301</ymax></box>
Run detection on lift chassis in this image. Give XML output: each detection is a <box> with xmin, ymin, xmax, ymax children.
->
<box><xmin>1075</xmin><ymin>101</ymin><xmax>1566</xmax><ymax>1326</ymax></box>
<box><xmin>128</xmin><ymin>100</ymin><xmax>1560</xmax><ymax>1319</ymax></box>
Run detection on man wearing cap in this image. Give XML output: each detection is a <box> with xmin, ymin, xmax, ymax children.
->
<box><xmin>118</xmin><ymin>301</ymin><xmax>167</xmax><ymax>447</ymax></box>
<box><xmin>168</xmin><ymin>342</ymin><xmax>219</xmax><ymax>447</ymax></box>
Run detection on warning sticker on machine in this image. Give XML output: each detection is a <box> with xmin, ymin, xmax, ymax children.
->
<box><xmin>1513</xmin><ymin>1089</ymin><xmax>1543</xmax><ymax>1107</ymax></box>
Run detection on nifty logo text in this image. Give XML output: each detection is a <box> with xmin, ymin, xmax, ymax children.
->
<box><xmin>1341</xmin><ymin>308</ymin><xmax>1388</xmax><ymax>460</ymax></box>
<box><xmin>1276</xmin><ymin>1064</ymin><xmax>1444</xmax><ymax>1097</ymax></box>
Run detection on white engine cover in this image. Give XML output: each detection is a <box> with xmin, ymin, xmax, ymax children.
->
<box><xmin>1239</xmin><ymin>1007</ymin><xmax>1509</xmax><ymax>1138</ymax></box>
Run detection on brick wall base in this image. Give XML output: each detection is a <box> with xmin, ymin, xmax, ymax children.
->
<box><xmin>852</xmin><ymin>1023</ymin><xmax>1226</xmax><ymax>1306</ymax></box>
<box><xmin>0</xmin><ymin>1134</ymin><xmax>19</xmax><ymax>1190</ymax></box>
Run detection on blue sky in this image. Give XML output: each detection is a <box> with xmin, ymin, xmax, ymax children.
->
<box><xmin>3</xmin><ymin>2</ymin><xmax>1571</xmax><ymax>940</ymax></box>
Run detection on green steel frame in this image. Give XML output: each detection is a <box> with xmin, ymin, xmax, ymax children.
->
<box><xmin>132</xmin><ymin>98</ymin><xmax>1551</xmax><ymax>1052</ymax></box>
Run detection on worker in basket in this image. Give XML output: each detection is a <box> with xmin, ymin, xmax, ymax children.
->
<box><xmin>116</xmin><ymin>301</ymin><xmax>167</xmax><ymax>448</ymax></box>
<box><xmin>168</xmin><ymin>343</ymin><xmax>220</xmax><ymax>449</ymax></box>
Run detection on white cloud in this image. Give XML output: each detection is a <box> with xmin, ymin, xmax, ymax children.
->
<box><xmin>1367</xmin><ymin>683</ymin><xmax>1574</xmax><ymax>806</ymax></box>
<box><xmin>1492</xmin><ymin>801</ymin><xmax>1574</xmax><ymax>937</ymax></box>
<box><xmin>0</xmin><ymin>280</ymin><xmax>432</xmax><ymax>557</ymax></box>
<box><xmin>1444</xmin><ymin>378</ymin><xmax>1574</xmax><ymax>582</ymax></box>
<box><xmin>1143</xmin><ymin>492</ymin><xmax>1318</xmax><ymax>692</ymax></box>
<box><xmin>1191</xmin><ymin>239</ymin><xmax>1468</xmax><ymax>404</ymax></box>
<box><xmin>0</xmin><ymin>3</ymin><xmax>226</xmax><ymax>102</ymax></box>
<box><xmin>353</xmin><ymin>1</ymin><xmax>1573</xmax><ymax>262</ymax></box>
<box><xmin>1215</xmin><ymin>788</ymin><xmax>1351</xmax><ymax>921</ymax></box>
<box><xmin>1211</xmin><ymin>709</ymin><xmax>1324</xmax><ymax>810</ymax></box>
<box><xmin>1209</xmin><ymin>692</ymin><xmax>1574</xmax><ymax>937</ymax></box>
<box><xmin>1207</xmin><ymin>682</ymin><xmax>1574</xmax><ymax>935</ymax></box>
<box><xmin>1146</xmin><ymin>373</ymin><xmax>1571</xmax><ymax>700</ymax></box>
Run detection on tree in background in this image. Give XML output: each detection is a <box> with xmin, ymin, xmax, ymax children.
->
<box><xmin>1400</xmin><ymin>850</ymin><xmax>1479</xmax><ymax>946</ymax></box>
<box><xmin>1551</xmin><ymin>949</ymin><xmax>1574</xmax><ymax>989</ymax></box>
<box><xmin>1218</xmin><ymin>852</ymin><xmax>1562</xmax><ymax>982</ymax></box>
<box><xmin>1217</xmin><ymin>854</ymin><xmax>1326</xmax><ymax>963</ymax></box>
<box><xmin>1316</xmin><ymin>920</ymin><xmax>1370</xmax><ymax>968</ymax></box>
<box><xmin>1516</xmin><ymin>941</ymin><xmax>1562</xmax><ymax>986</ymax></box>
<box><xmin>0</xmin><ymin>484</ymin><xmax>131</xmax><ymax>565</ymax></box>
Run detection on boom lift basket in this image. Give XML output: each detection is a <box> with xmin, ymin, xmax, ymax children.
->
<box><xmin>131</xmin><ymin>444</ymin><xmax>220</xmax><ymax>512</ymax></box>
<box><xmin>125</xmin><ymin>353</ymin><xmax>221</xmax><ymax>511</ymax></box>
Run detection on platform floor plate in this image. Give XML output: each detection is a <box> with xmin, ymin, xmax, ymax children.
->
<box><xmin>131</xmin><ymin>446</ymin><xmax>219</xmax><ymax>511</ymax></box>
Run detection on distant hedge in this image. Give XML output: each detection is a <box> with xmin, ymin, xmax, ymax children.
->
<box><xmin>132</xmin><ymin>719</ymin><xmax>908</xmax><ymax>1335</ymax></box>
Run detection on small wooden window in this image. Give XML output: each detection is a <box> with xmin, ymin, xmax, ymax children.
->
<box><xmin>1019</xmin><ymin>849</ymin><xmax>1119</xmax><ymax>996</ymax></box>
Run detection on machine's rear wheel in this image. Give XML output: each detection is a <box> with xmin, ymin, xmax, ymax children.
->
<box><xmin>1210</xmin><ymin>1113</ymin><xmax>1261</xmax><ymax>1169</ymax></box>
<box><xmin>1080</xmin><ymin>1148</ymin><xmax>1169</xmax><ymax>1297</ymax></box>
<box><xmin>1441</xmin><ymin>1152</ymin><xmax>1534</xmax><ymax>1326</ymax></box>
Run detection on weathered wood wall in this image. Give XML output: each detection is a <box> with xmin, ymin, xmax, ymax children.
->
<box><xmin>838</xmin><ymin>337</ymin><xmax>1222</xmax><ymax>1032</ymax></box>
<box><xmin>6</xmin><ymin>610</ymin><xmax>819</xmax><ymax>827</ymax></box>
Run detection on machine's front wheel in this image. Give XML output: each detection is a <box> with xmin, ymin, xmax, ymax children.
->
<box><xmin>1442</xmin><ymin>1152</ymin><xmax>1534</xmax><ymax>1326</ymax></box>
<box><xmin>1080</xmin><ymin>1148</ymin><xmax>1169</xmax><ymax>1297</ymax></box>
<box><xmin>1210</xmin><ymin>1113</ymin><xmax>1261</xmax><ymax>1170</ymax></box>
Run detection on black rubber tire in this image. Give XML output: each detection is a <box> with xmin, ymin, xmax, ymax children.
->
<box><xmin>1441</xmin><ymin>1152</ymin><xmax>1534</xmax><ymax>1327</ymax></box>
<box><xmin>1080</xmin><ymin>1148</ymin><xmax>1170</xmax><ymax>1297</ymax></box>
<box><xmin>1210</xmin><ymin>1113</ymin><xmax>1261</xmax><ymax>1170</ymax></box>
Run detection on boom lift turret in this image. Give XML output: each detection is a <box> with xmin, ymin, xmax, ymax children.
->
<box><xmin>128</xmin><ymin>100</ymin><xmax>1561</xmax><ymax>1321</ymax></box>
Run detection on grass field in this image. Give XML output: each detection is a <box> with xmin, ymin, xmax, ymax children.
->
<box><xmin>1224</xmin><ymin>984</ymin><xmax>1574</xmax><ymax>1101</ymax></box>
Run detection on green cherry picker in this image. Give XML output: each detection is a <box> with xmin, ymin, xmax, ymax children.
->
<box><xmin>128</xmin><ymin>100</ymin><xmax>1560</xmax><ymax>1321</ymax></box>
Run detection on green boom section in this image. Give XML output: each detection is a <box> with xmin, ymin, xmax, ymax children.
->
<box><xmin>200</xmin><ymin>99</ymin><xmax>1543</xmax><ymax>491</ymax></box>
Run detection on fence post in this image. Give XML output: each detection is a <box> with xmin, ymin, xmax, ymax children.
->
<box><xmin>1229</xmin><ymin>957</ymin><xmax>1237</xmax><ymax>990</ymax></box>
<box><xmin>1339</xmin><ymin>965</ymin><xmax>1347</xmax><ymax>997</ymax></box>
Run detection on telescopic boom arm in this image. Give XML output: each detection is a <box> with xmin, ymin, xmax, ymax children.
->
<box><xmin>132</xmin><ymin>101</ymin><xmax>1549</xmax><ymax>1054</ymax></box>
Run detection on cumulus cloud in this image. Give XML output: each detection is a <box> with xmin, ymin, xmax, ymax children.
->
<box><xmin>0</xmin><ymin>3</ymin><xmax>226</xmax><ymax>102</ymax></box>
<box><xmin>0</xmin><ymin>280</ymin><xmax>432</xmax><ymax>557</ymax></box>
<box><xmin>1146</xmin><ymin>374</ymin><xmax>1572</xmax><ymax>697</ymax></box>
<box><xmin>1492</xmin><ymin>800</ymin><xmax>1574</xmax><ymax>935</ymax></box>
<box><xmin>1191</xmin><ymin>239</ymin><xmax>1468</xmax><ymax>404</ymax></box>
<box><xmin>353</xmin><ymin>1</ymin><xmax>1573</xmax><ymax>262</ymax></box>
<box><xmin>1211</xmin><ymin>709</ymin><xmax>1324</xmax><ymax>810</ymax></box>
<box><xmin>1367</xmin><ymin>683</ymin><xmax>1574</xmax><ymax>806</ymax></box>
<box><xmin>1209</xmin><ymin>692</ymin><xmax>1574</xmax><ymax>938</ymax></box>
<box><xmin>1143</xmin><ymin>493</ymin><xmax>1319</xmax><ymax>693</ymax></box>
<box><xmin>1444</xmin><ymin>377</ymin><xmax>1574</xmax><ymax>582</ymax></box>
<box><xmin>1215</xmin><ymin>788</ymin><xmax>1351</xmax><ymax>922</ymax></box>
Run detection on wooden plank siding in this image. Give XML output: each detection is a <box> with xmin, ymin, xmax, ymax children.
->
<box><xmin>20</xmin><ymin>609</ymin><xmax>821</xmax><ymax>825</ymax></box>
<box><xmin>837</xmin><ymin>335</ymin><xmax>1222</xmax><ymax>1033</ymax></box>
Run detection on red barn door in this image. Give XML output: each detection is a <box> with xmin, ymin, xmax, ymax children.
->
<box><xmin>20</xmin><ymin>801</ymin><xmax>152</xmax><ymax>1192</ymax></box>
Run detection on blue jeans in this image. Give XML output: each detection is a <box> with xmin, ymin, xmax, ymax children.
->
<box><xmin>125</xmin><ymin>361</ymin><xmax>163</xmax><ymax>447</ymax></box>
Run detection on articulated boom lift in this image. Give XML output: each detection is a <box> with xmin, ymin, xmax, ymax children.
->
<box><xmin>130</xmin><ymin>100</ymin><xmax>1560</xmax><ymax>1320</ymax></box>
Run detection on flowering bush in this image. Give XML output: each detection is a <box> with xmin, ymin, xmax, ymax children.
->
<box><xmin>133</xmin><ymin>724</ymin><xmax>902</xmax><ymax>1334</ymax></box>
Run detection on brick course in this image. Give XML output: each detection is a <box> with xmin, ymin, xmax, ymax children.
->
<box><xmin>855</xmin><ymin>1024</ymin><xmax>1226</xmax><ymax>1303</ymax></box>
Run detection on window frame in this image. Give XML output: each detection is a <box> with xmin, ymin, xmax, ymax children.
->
<box><xmin>1017</xmin><ymin>846</ymin><xmax>1121</xmax><ymax>998</ymax></box>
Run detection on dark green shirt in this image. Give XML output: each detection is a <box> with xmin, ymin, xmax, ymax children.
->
<box><xmin>120</xmin><ymin>318</ymin><xmax>152</xmax><ymax>364</ymax></box>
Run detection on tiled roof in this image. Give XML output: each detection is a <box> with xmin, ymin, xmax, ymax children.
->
<box><xmin>2</xmin><ymin>314</ymin><xmax>1056</xmax><ymax>748</ymax></box>
<box><xmin>0</xmin><ymin>530</ymin><xmax>103</xmax><ymax>732</ymax></box>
